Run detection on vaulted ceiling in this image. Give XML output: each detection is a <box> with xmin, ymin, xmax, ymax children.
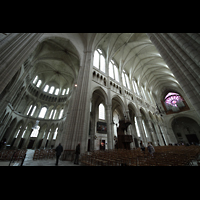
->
<box><xmin>31</xmin><ymin>37</ymin><xmax>80</xmax><ymax>89</ymax></box>
<box><xmin>29</xmin><ymin>33</ymin><xmax>182</xmax><ymax>100</ymax></box>
<box><xmin>94</xmin><ymin>33</ymin><xmax>181</xmax><ymax>97</ymax></box>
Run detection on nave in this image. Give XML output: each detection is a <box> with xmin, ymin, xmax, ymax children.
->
<box><xmin>0</xmin><ymin>145</ymin><xmax>200</xmax><ymax>166</ymax></box>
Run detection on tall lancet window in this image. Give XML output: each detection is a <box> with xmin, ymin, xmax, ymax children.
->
<box><xmin>109</xmin><ymin>60</ymin><xmax>119</xmax><ymax>82</ymax></box>
<box><xmin>93</xmin><ymin>49</ymin><xmax>106</xmax><ymax>73</ymax></box>
<box><xmin>122</xmin><ymin>70</ymin><xmax>130</xmax><ymax>89</ymax></box>
<box><xmin>99</xmin><ymin>103</ymin><xmax>105</xmax><ymax>120</ymax></box>
<box><xmin>38</xmin><ymin>107</ymin><xmax>47</xmax><ymax>118</ymax></box>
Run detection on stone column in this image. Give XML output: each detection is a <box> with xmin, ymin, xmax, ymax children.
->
<box><xmin>147</xmin><ymin>120</ymin><xmax>157</xmax><ymax>145</ymax></box>
<box><xmin>154</xmin><ymin>123</ymin><xmax>164</xmax><ymax>146</ymax></box>
<box><xmin>62</xmin><ymin>51</ymin><xmax>93</xmax><ymax>153</ymax></box>
<box><xmin>40</xmin><ymin>127</ymin><xmax>50</xmax><ymax>149</ymax></box>
<box><xmin>105</xmin><ymin>104</ymin><xmax>113</xmax><ymax>149</ymax></box>
<box><xmin>124</xmin><ymin>110</ymin><xmax>136</xmax><ymax>149</ymax></box>
<box><xmin>22</xmin><ymin>125</ymin><xmax>34</xmax><ymax>149</ymax></box>
<box><xmin>89</xmin><ymin>99</ymin><xmax>95</xmax><ymax>151</ymax></box>
<box><xmin>47</xmin><ymin>127</ymin><xmax>56</xmax><ymax>148</ymax></box>
<box><xmin>54</xmin><ymin>124</ymin><xmax>63</xmax><ymax>148</ymax></box>
<box><xmin>160</xmin><ymin>125</ymin><xmax>169</xmax><ymax>145</ymax></box>
<box><xmin>12</xmin><ymin>124</ymin><xmax>26</xmax><ymax>149</ymax></box>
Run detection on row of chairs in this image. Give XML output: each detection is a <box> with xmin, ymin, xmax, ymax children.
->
<box><xmin>80</xmin><ymin>145</ymin><xmax>200</xmax><ymax>166</ymax></box>
<box><xmin>33</xmin><ymin>149</ymin><xmax>56</xmax><ymax>160</ymax></box>
<box><xmin>81</xmin><ymin>149</ymin><xmax>141</xmax><ymax>166</ymax></box>
<box><xmin>0</xmin><ymin>149</ymin><xmax>27</xmax><ymax>162</ymax></box>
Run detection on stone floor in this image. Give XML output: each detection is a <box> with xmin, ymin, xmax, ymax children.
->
<box><xmin>0</xmin><ymin>149</ymin><xmax>80</xmax><ymax>166</ymax></box>
<box><xmin>0</xmin><ymin>160</ymin><xmax>80</xmax><ymax>166</ymax></box>
<box><xmin>22</xmin><ymin>149</ymin><xmax>80</xmax><ymax>166</ymax></box>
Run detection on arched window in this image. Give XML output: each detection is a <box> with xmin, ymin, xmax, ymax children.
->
<box><xmin>132</xmin><ymin>79</ymin><xmax>140</xmax><ymax>95</ymax></box>
<box><xmin>15</xmin><ymin>125</ymin><xmax>22</xmax><ymax>138</ymax></box>
<box><xmin>109</xmin><ymin>60</ymin><xmax>119</xmax><ymax>82</ymax></box>
<box><xmin>109</xmin><ymin>62</ymin><xmax>114</xmax><ymax>79</ymax></box>
<box><xmin>49</xmin><ymin>109</ymin><xmax>54</xmax><ymax>119</ymax></box>
<box><xmin>38</xmin><ymin>107</ymin><xmax>47</xmax><ymax>118</ymax></box>
<box><xmin>134</xmin><ymin>117</ymin><xmax>141</xmax><ymax>137</ymax></box>
<box><xmin>62</xmin><ymin>89</ymin><xmax>66</xmax><ymax>95</ymax></box>
<box><xmin>36</xmin><ymin>80</ymin><xmax>42</xmax><ymax>88</ymax></box>
<box><xmin>33</xmin><ymin>76</ymin><xmax>38</xmax><ymax>84</ymax></box>
<box><xmin>44</xmin><ymin>85</ymin><xmax>49</xmax><ymax>92</ymax></box>
<box><xmin>99</xmin><ymin>103</ymin><xmax>105</xmax><ymax>120</ymax></box>
<box><xmin>52</xmin><ymin>110</ymin><xmax>57</xmax><ymax>119</ymax></box>
<box><xmin>22</xmin><ymin>126</ymin><xmax>28</xmax><ymax>138</ymax></box>
<box><xmin>54</xmin><ymin>88</ymin><xmax>59</xmax><ymax>95</ymax></box>
<box><xmin>142</xmin><ymin>119</ymin><xmax>148</xmax><ymax>138</ymax></box>
<box><xmin>66</xmin><ymin>88</ymin><xmax>69</xmax><ymax>94</ymax></box>
<box><xmin>93</xmin><ymin>50</ymin><xmax>99</xmax><ymax>69</ymax></box>
<box><xmin>53</xmin><ymin>127</ymin><xmax>58</xmax><ymax>140</ymax></box>
<box><xmin>27</xmin><ymin>105</ymin><xmax>33</xmax><ymax>115</ymax></box>
<box><xmin>30</xmin><ymin>106</ymin><xmax>37</xmax><ymax>116</ymax></box>
<box><xmin>58</xmin><ymin>109</ymin><xmax>64</xmax><ymax>119</ymax></box>
<box><xmin>93</xmin><ymin>49</ymin><xmax>106</xmax><ymax>73</ymax></box>
<box><xmin>31</xmin><ymin>126</ymin><xmax>40</xmax><ymax>137</ymax></box>
<box><xmin>49</xmin><ymin>86</ymin><xmax>55</xmax><ymax>94</ymax></box>
<box><xmin>122</xmin><ymin>70</ymin><xmax>130</xmax><ymax>89</ymax></box>
<box><xmin>47</xmin><ymin>129</ymin><xmax>51</xmax><ymax>139</ymax></box>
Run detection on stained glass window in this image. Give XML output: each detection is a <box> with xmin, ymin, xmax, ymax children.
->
<box><xmin>164</xmin><ymin>92</ymin><xmax>185</xmax><ymax>112</ymax></box>
<box><xmin>165</xmin><ymin>92</ymin><xmax>183</xmax><ymax>107</ymax></box>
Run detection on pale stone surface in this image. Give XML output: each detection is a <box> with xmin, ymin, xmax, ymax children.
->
<box><xmin>0</xmin><ymin>33</ymin><xmax>200</xmax><ymax>155</ymax></box>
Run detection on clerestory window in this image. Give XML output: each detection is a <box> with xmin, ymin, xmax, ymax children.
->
<box><xmin>93</xmin><ymin>49</ymin><xmax>106</xmax><ymax>73</ymax></box>
<box><xmin>122</xmin><ymin>70</ymin><xmax>130</xmax><ymax>89</ymax></box>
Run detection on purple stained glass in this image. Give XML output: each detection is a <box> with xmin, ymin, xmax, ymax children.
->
<box><xmin>164</xmin><ymin>92</ymin><xmax>179</xmax><ymax>100</ymax></box>
<box><xmin>164</xmin><ymin>93</ymin><xmax>182</xmax><ymax>107</ymax></box>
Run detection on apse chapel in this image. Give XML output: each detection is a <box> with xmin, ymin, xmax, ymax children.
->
<box><xmin>0</xmin><ymin>33</ymin><xmax>200</xmax><ymax>154</ymax></box>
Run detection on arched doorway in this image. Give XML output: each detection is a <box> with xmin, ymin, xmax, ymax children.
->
<box><xmin>172</xmin><ymin>117</ymin><xmax>200</xmax><ymax>144</ymax></box>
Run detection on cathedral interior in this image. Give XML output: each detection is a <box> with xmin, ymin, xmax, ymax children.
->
<box><xmin>0</xmin><ymin>33</ymin><xmax>200</xmax><ymax>165</ymax></box>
